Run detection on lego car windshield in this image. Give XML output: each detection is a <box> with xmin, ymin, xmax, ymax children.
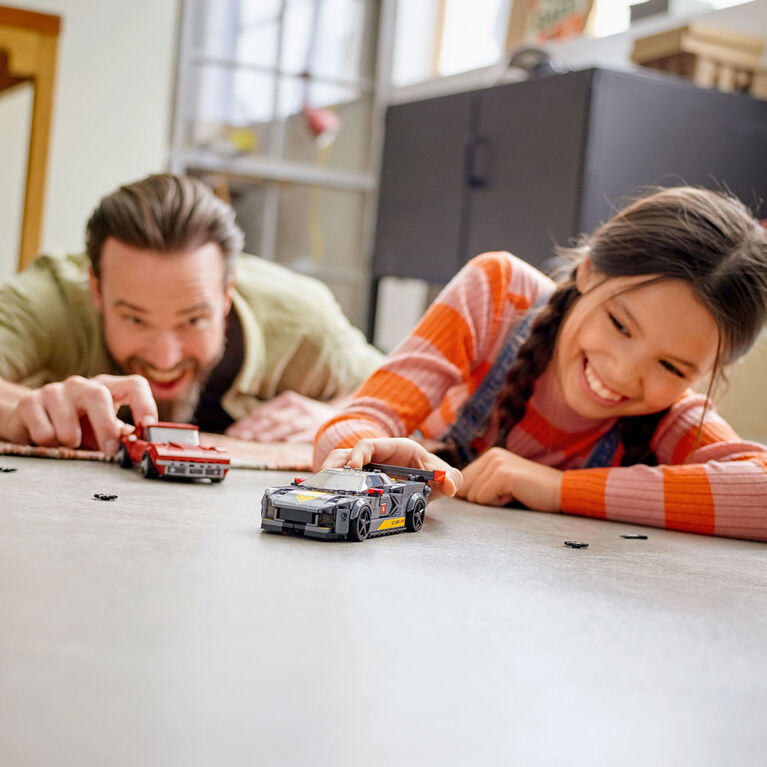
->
<box><xmin>145</xmin><ymin>425</ymin><xmax>200</xmax><ymax>446</ymax></box>
<box><xmin>300</xmin><ymin>469</ymin><xmax>368</xmax><ymax>493</ymax></box>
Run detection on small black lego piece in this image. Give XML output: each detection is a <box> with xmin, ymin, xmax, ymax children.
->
<box><xmin>93</xmin><ymin>493</ymin><xmax>118</xmax><ymax>502</ymax></box>
<box><xmin>621</xmin><ymin>534</ymin><xmax>648</xmax><ymax>539</ymax></box>
<box><xmin>0</xmin><ymin>466</ymin><xmax>18</xmax><ymax>473</ymax></box>
<box><xmin>564</xmin><ymin>540</ymin><xmax>589</xmax><ymax>548</ymax></box>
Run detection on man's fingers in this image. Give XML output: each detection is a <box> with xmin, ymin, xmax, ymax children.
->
<box><xmin>225</xmin><ymin>425</ymin><xmax>254</xmax><ymax>440</ymax></box>
<box><xmin>41</xmin><ymin>382</ymin><xmax>82</xmax><ymax>448</ymax></box>
<box><xmin>95</xmin><ymin>374</ymin><xmax>158</xmax><ymax>425</ymax></box>
<box><xmin>15</xmin><ymin>393</ymin><xmax>58</xmax><ymax>447</ymax></box>
<box><xmin>228</xmin><ymin>408</ymin><xmax>324</xmax><ymax>443</ymax></box>
<box><xmin>9</xmin><ymin>375</ymin><xmax>154</xmax><ymax>453</ymax></box>
<box><xmin>66</xmin><ymin>380</ymin><xmax>126</xmax><ymax>453</ymax></box>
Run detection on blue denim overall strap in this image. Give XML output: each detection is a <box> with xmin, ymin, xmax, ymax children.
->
<box><xmin>582</xmin><ymin>423</ymin><xmax>622</xmax><ymax>468</ymax></box>
<box><xmin>439</xmin><ymin>292</ymin><xmax>552</xmax><ymax>465</ymax></box>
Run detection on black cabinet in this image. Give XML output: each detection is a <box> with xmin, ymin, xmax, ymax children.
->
<box><xmin>370</xmin><ymin>67</ymin><xmax>767</xmax><ymax>337</ymax></box>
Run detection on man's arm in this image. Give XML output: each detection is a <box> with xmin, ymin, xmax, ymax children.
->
<box><xmin>0</xmin><ymin>374</ymin><xmax>158</xmax><ymax>454</ymax></box>
<box><xmin>0</xmin><ymin>254</ymin><xmax>160</xmax><ymax>452</ymax></box>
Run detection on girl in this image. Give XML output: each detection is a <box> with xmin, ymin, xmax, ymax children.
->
<box><xmin>314</xmin><ymin>187</ymin><xmax>767</xmax><ymax>542</ymax></box>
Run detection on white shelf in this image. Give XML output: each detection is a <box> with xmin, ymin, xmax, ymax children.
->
<box><xmin>173</xmin><ymin>149</ymin><xmax>375</xmax><ymax>192</ymax></box>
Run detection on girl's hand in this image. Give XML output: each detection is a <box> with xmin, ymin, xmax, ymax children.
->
<box><xmin>458</xmin><ymin>447</ymin><xmax>563</xmax><ymax>511</ymax></box>
<box><xmin>322</xmin><ymin>437</ymin><xmax>462</xmax><ymax>498</ymax></box>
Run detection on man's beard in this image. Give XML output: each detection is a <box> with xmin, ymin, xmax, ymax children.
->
<box><xmin>120</xmin><ymin>349</ymin><xmax>225</xmax><ymax>425</ymax></box>
<box><xmin>155</xmin><ymin>376</ymin><xmax>203</xmax><ymax>424</ymax></box>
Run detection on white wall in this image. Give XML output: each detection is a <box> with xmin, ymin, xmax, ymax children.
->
<box><xmin>0</xmin><ymin>0</ymin><xmax>179</xmax><ymax>281</ymax></box>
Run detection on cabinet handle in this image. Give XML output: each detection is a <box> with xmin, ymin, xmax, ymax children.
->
<box><xmin>464</xmin><ymin>134</ymin><xmax>491</xmax><ymax>188</ymax></box>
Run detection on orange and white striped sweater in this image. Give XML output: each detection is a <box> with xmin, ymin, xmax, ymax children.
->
<box><xmin>315</xmin><ymin>252</ymin><xmax>767</xmax><ymax>542</ymax></box>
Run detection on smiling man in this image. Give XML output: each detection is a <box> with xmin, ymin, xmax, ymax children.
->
<box><xmin>0</xmin><ymin>174</ymin><xmax>383</xmax><ymax>454</ymax></box>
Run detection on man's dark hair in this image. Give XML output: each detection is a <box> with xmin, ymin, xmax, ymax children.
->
<box><xmin>86</xmin><ymin>174</ymin><xmax>245</xmax><ymax>281</ymax></box>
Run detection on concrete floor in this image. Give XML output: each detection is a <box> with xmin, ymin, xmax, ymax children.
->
<box><xmin>1</xmin><ymin>454</ymin><xmax>765</xmax><ymax>766</ymax></box>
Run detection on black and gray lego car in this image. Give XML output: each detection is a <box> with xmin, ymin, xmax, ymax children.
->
<box><xmin>260</xmin><ymin>463</ymin><xmax>445</xmax><ymax>541</ymax></box>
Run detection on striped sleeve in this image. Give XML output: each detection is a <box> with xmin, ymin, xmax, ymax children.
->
<box><xmin>560</xmin><ymin>393</ymin><xmax>767</xmax><ymax>542</ymax></box>
<box><xmin>313</xmin><ymin>252</ymin><xmax>552</xmax><ymax>467</ymax></box>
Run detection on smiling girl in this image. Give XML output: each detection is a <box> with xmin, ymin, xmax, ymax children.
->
<box><xmin>314</xmin><ymin>187</ymin><xmax>767</xmax><ymax>541</ymax></box>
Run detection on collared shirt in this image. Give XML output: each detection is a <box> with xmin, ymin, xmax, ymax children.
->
<box><xmin>0</xmin><ymin>251</ymin><xmax>384</xmax><ymax>422</ymax></box>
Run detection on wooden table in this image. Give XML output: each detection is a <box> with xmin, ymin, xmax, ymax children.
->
<box><xmin>1</xmin><ymin>454</ymin><xmax>765</xmax><ymax>766</ymax></box>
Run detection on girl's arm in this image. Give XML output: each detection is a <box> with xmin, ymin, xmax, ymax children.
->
<box><xmin>560</xmin><ymin>394</ymin><xmax>767</xmax><ymax>542</ymax></box>
<box><xmin>313</xmin><ymin>252</ymin><xmax>553</xmax><ymax>468</ymax></box>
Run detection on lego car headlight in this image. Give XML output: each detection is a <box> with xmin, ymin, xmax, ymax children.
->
<box><xmin>317</xmin><ymin>511</ymin><xmax>335</xmax><ymax>528</ymax></box>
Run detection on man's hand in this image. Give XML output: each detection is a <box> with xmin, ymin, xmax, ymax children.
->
<box><xmin>226</xmin><ymin>390</ymin><xmax>344</xmax><ymax>443</ymax></box>
<box><xmin>457</xmin><ymin>447</ymin><xmax>563</xmax><ymax>511</ymax></box>
<box><xmin>2</xmin><ymin>374</ymin><xmax>157</xmax><ymax>455</ymax></box>
<box><xmin>322</xmin><ymin>437</ymin><xmax>462</xmax><ymax>498</ymax></box>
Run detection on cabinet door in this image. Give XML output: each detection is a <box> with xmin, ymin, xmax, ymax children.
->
<box><xmin>372</xmin><ymin>90</ymin><xmax>476</xmax><ymax>283</ymax></box>
<box><xmin>580</xmin><ymin>69</ymin><xmax>767</xmax><ymax>233</ymax></box>
<box><xmin>465</xmin><ymin>70</ymin><xmax>592</xmax><ymax>272</ymax></box>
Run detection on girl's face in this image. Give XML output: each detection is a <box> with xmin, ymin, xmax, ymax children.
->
<box><xmin>554</xmin><ymin>259</ymin><xmax>720</xmax><ymax>420</ymax></box>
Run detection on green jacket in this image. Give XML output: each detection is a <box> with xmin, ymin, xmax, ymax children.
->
<box><xmin>0</xmin><ymin>252</ymin><xmax>384</xmax><ymax>421</ymax></box>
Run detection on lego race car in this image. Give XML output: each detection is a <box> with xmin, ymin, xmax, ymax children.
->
<box><xmin>117</xmin><ymin>420</ymin><xmax>230</xmax><ymax>482</ymax></box>
<box><xmin>260</xmin><ymin>463</ymin><xmax>445</xmax><ymax>541</ymax></box>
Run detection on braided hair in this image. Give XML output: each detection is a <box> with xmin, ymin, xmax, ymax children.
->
<box><xmin>494</xmin><ymin>269</ymin><xmax>579</xmax><ymax>445</ymax></box>
<box><xmin>486</xmin><ymin>186</ymin><xmax>767</xmax><ymax>468</ymax></box>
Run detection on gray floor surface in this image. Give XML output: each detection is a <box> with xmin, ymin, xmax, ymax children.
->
<box><xmin>1</xmin><ymin>454</ymin><xmax>765</xmax><ymax>767</ymax></box>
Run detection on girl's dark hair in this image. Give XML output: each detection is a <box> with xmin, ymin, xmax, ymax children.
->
<box><xmin>493</xmin><ymin>186</ymin><xmax>767</xmax><ymax>467</ymax></box>
<box><xmin>86</xmin><ymin>174</ymin><xmax>244</xmax><ymax>283</ymax></box>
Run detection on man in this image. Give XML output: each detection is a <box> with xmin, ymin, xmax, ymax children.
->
<box><xmin>0</xmin><ymin>174</ymin><xmax>384</xmax><ymax>454</ymax></box>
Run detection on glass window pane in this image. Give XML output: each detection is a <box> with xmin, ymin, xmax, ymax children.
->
<box><xmin>278</xmin><ymin>74</ymin><xmax>373</xmax><ymax>172</ymax></box>
<box><xmin>439</xmin><ymin>0</ymin><xmax>511</xmax><ymax>77</ymax></box>
<box><xmin>186</xmin><ymin>174</ymin><xmax>267</xmax><ymax>258</ymax></box>
<box><xmin>392</xmin><ymin>0</ymin><xmax>440</xmax><ymax>87</ymax></box>
<box><xmin>193</xmin><ymin>0</ymin><xmax>281</xmax><ymax>67</ymax></box>
<box><xmin>185</xmin><ymin>63</ymin><xmax>275</xmax><ymax>153</ymax></box>
<box><xmin>281</xmin><ymin>0</ymin><xmax>377</xmax><ymax>81</ymax></box>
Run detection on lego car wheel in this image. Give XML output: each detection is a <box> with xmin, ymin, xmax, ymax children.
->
<box><xmin>348</xmin><ymin>507</ymin><xmax>371</xmax><ymax>542</ymax></box>
<box><xmin>117</xmin><ymin>444</ymin><xmax>132</xmax><ymax>469</ymax></box>
<box><xmin>140</xmin><ymin>453</ymin><xmax>158</xmax><ymax>479</ymax></box>
<box><xmin>406</xmin><ymin>498</ymin><xmax>426</xmax><ymax>532</ymax></box>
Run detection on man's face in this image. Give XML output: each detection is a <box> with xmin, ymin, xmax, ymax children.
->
<box><xmin>90</xmin><ymin>238</ymin><xmax>234</xmax><ymax>422</ymax></box>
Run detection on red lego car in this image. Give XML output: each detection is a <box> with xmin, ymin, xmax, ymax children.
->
<box><xmin>117</xmin><ymin>420</ymin><xmax>230</xmax><ymax>482</ymax></box>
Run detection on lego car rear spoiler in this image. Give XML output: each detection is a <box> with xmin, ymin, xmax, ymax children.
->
<box><xmin>363</xmin><ymin>463</ymin><xmax>446</xmax><ymax>484</ymax></box>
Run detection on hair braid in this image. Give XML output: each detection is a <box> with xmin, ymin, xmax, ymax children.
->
<box><xmin>617</xmin><ymin>409</ymin><xmax>669</xmax><ymax>467</ymax></box>
<box><xmin>494</xmin><ymin>271</ymin><xmax>581</xmax><ymax>445</ymax></box>
<box><xmin>435</xmin><ymin>274</ymin><xmax>579</xmax><ymax>469</ymax></box>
